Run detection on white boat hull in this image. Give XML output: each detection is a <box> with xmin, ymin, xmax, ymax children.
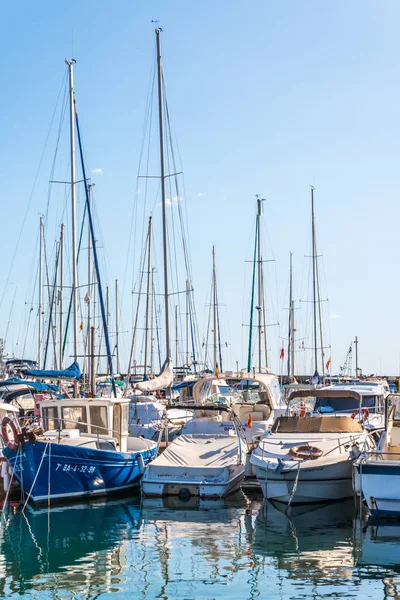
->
<box><xmin>141</xmin><ymin>465</ymin><xmax>244</xmax><ymax>499</ymax></box>
<box><xmin>253</xmin><ymin>458</ymin><xmax>353</xmax><ymax>504</ymax></box>
<box><xmin>356</xmin><ymin>461</ymin><xmax>400</xmax><ymax>518</ymax></box>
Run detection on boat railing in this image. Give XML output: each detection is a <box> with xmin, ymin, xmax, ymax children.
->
<box><xmin>13</xmin><ymin>415</ymin><xmax>124</xmax><ymax>448</ymax></box>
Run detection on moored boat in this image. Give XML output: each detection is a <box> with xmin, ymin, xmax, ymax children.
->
<box><xmin>1</xmin><ymin>396</ymin><xmax>157</xmax><ymax>505</ymax></box>
<box><xmin>250</xmin><ymin>388</ymin><xmax>376</xmax><ymax>504</ymax></box>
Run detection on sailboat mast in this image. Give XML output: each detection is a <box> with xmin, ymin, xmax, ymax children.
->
<box><xmin>291</xmin><ymin>299</ymin><xmax>295</xmax><ymax>378</ymax></box>
<box><xmin>38</xmin><ymin>216</ymin><xmax>44</xmax><ymax>368</ymax></box>
<box><xmin>59</xmin><ymin>223</ymin><xmax>64</xmax><ymax>369</ymax></box>
<box><xmin>115</xmin><ymin>279</ymin><xmax>120</xmax><ymax>374</ymax></box>
<box><xmin>287</xmin><ymin>252</ymin><xmax>292</xmax><ymax>379</ymax></box>
<box><xmin>212</xmin><ymin>245</ymin><xmax>217</xmax><ymax>371</ymax></box>
<box><xmin>87</xmin><ymin>183</ymin><xmax>93</xmax><ymax>385</ymax></box>
<box><xmin>66</xmin><ymin>58</ymin><xmax>79</xmax><ymax>370</ymax></box>
<box><xmin>185</xmin><ymin>279</ymin><xmax>189</xmax><ymax>368</ymax></box>
<box><xmin>143</xmin><ymin>216</ymin><xmax>152</xmax><ymax>378</ymax></box>
<box><xmin>257</xmin><ymin>197</ymin><xmax>262</xmax><ymax>373</ymax></box>
<box><xmin>311</xmin><ymin>186</ymin><xmax>318</xmax><ymax>374</ymax></box>
<box><xmin>155</xmin><ymin>28</ymin><xmax>171</xmax><ymax>359</ymax></box>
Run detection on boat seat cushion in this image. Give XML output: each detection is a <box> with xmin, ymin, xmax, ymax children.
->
<box><xmin>251</xmin><ymin>411</ymin><xmax>265</xmax><ymax>422</ymax></box>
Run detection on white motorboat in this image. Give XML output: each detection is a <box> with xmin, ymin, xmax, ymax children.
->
<box><xmin>251</xmin><ymin>389</ymin><xmax>375</xmax><ymax>504</ymax></box>
<box><xmin>127</xmin><ymin>394</ymin><xmax>193</xmax><ymax>441</ymax></box>
<box><xmin>354</xmin><ymin>394</ymin><xmax>400</xmax><ymax>518</ymax></box>
<box><xmin>189</xmin><ymin>373</ymin><xmax>286</xmax><ymax>443</ymax></box>
<box><xmin>141</xmin><ymin>405</ymin><xmax>248</xmax><ymax>499</ymax></box>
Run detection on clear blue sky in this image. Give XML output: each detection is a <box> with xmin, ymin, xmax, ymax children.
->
<box><xmin>0</xmin><ymin>1</ymin><xmax>399</xmax><ymax>375</ymax></box>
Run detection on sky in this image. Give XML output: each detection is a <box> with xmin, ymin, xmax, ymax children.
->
<box><xmin>0</xmin><ymin>0</ymin><xmax>400</xmax><ymax>376</ymax></box>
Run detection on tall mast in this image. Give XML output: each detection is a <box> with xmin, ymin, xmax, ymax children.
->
<box><xmin>316</xmin><ymin>253</ymin><xmax>325</xmax><ymax>378</ymax></box>
<box><xmin>155</xmin><ymin>28</ymin><xmax>170</xmax><ymax>359</ymax></box>
<box><xmin>212</xmin><ymin>245</ymin><xmax>217</xmax><ymax>371</ymax></box>
<box><xmin>115</xmin><ymin>279</ymin><xmax>120</xmax><ymax>374</ymax></box>
<box><xmin>66</xmin><ymin>58</ymin><xmax>79</xmax><ymax>371</ymax></box>
<box><xmin>143</xmin><ymin>216</ymin><xmax>152</xmax><ymax>378</ymax></box>
<box><xmin>38</xmin><ymin>216</ymin><xmax>44</xmax><ymax>368</ymax></box>
<box><xmin>87</xmin><ymin>183</ymin><xmax>93</xmax><ymax>385</ymax></box>
<box><xmin>291</xmin><ymin>298</ymin><xmax>295</xmax><ymax>378</ymax></box>
<box><xmin>175</xmin><ymin>304</ymin><xmax>179</xmax><ymax>367</ymax></box>
<box><xmin>287</xmin><ymin>252</ymin><xmax>292</xmax><ymax>379</ymax></box>
<box><xmin>257</xmin><ymin>197</ymin><xmax>263</xmax><ymax>373</ymax></box>
<box><xmin>261</xmin><ymin>262</ymin><xmax>268</xmax><ymax>369</ymax></box>
<box><xmin>186</xmin><ymin>279</ymin><xmax>190</xmax><ymax>368</ymax></box>
<box><xmin>59</xmin><ymin>223</ymin><xmax>64</xmax><ymax>369</ymax></box>
<box><xmin>311</xmin><ymin>186</ymin><xmax>318</xmax><ymax>374</ymax></box>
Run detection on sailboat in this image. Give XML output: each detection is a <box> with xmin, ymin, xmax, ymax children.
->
<box><xmin>141</xmin><ymin>30</ymin><xmax>249</xmax><ymax>500</ymax></box>
<box><xmin>1</xmin><ymin>59</ymin><xmax>157</xmax><ymax>505</ymax></box>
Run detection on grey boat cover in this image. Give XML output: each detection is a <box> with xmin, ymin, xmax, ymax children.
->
<box><xmin>147</xmin><ymin>434</ymin><xmax>239</xmax><ymax>478</ymax></box>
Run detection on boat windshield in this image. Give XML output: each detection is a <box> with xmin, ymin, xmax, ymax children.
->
<box><xmin>217</xmin><ymin>386</ymin><xmax>231</xmax><ymax>395</ymax></box>
<box><xmin>313</xmin><ymin>395</ymin><xmax>377</xmax><ymax>414</ymax></box>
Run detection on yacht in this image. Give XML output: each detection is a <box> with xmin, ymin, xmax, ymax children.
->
<box><xmin>250</xmin><ymin>388</ymin><xmax>376</xmax><ymax>504</ymax></box>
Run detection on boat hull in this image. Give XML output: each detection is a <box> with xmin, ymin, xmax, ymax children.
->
<box><xmin>141</xmin><ymin>465</ymin><xmax>244</xmax><ymax>499</ymax></box>
<box><xmin>3</xmin><ymin>440</ymin><xmax>157</xmax><ymax>505</ymax></box>
<box><xmin>253</xmin><ymin>458</ymin><xmax>353</xmax><ymax>504</ymax></box>
<box><xmin>356</xmin><ymin>461</ymin><xmax>400</xmax><ymax>518</ymax></box>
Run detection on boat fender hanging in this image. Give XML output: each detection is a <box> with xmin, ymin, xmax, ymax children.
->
<box><xmin>299</xmin><ymin>402</ymin><xmax>306</xmax><ymax>418</ymax></box>
<box><xmin>137</xmin><ymin>454</ymin><xmax>146</xmax><ymax>474</ymax></box>
<box><xmin>1</xmin><ymin>417</ymin><xmax>20</xmax><ymax>452</ymax></box>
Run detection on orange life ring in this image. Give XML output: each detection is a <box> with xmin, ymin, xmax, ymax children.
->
<box><xmin>1</xmin><ymin>417</ymin><xmax>20</xmax><ymax>452</ymax></box>
<box><xmin>351</xmin><ymin>408</ymin><xmax>370</xmax><ymax>422</ymax></box>
<box><xmin>299</xmin><ymin>401</ymin><xmax>306</xmax><ymax>418</ymax></box>
<box><xmin>289</xmin><ymin>445</ymin><xmax>323</xmax><ymax>460</ymax></box>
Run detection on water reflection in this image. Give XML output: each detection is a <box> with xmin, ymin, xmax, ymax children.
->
<box><xmin>0</xmin><ymin>493</ymin><xmax>400</xmax><ymax>599</ymax></box>
<box><xmin>0</xmin><ymin>498</ymin><xmax>141</xmax><ymax>597</ymax></box>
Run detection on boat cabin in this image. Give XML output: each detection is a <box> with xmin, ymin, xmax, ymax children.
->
<box><xmin>317</xmin><ymin>383</ymin><xmax>386</xmax><ymax>416</ymax></box>
<box><xmin>39</xmin><ymin>397</ymin><xmax>131</xmax><ymax>452</ymax></box>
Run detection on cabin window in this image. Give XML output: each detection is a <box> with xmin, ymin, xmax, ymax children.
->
<box><xmin>42</xmin><ymin>407</ymin><xmax>59</xmax><ymax>430</ymax></box>
<box><xmin>90</xmin><ymin>406</ymin><xmax>108</xmax><ymax>435</ymax></box>
<box><xmin>61</xmin><ymin>406</ymin><xmax>88</xmax><ymax>432</ymax></box>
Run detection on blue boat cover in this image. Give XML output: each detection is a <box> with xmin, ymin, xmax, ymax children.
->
<box><xmin>0</xmin><ymin>378</ymin><xmax>59</xmax><ymax>392</ymax></box>
<box><xmin>26</xmin><ymin>362</ymin><xmax>82</xmax><ymax>381</ymax></box>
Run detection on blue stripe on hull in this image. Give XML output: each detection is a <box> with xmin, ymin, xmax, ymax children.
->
<box><xmin>356</xmin><ymin>464</ymin><xmax>400</xmax><ymax>476</ymax></box>
<box><xmin>3</xmin><ymin>441</ymin><xmax>156</xmax><ymax>505</ymax></box>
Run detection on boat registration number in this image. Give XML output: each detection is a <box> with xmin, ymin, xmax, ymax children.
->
<box><xmin>55</xmin><ymin>463</ymin><xmax>96</xmax><ymax>474</ymax></box>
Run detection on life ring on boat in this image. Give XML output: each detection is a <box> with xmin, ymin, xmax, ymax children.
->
<box><xmin>299</xmin><ymin>402</ymin><xmax>306</xmax><ymax>418</ymax></box>
<box><xmin>1</xmin><ymin>417</ymin><xmax>20</xmax><ymax>452</ymax></box>
<box><xmin>288</xmin><ymin>445</ymin><xmax>323</xmax><ymax>460</ymax></box>
<box><xmin>351</xmin><ymin>408</ymin><xmax>370</xmax><ymax>422</ymax></box>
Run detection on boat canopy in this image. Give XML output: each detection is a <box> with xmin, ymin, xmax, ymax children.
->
<box><xmin>25</xmin><ymin>361</ymin><xmax>81</xmax><ymax>381</ymax></box>
<box><xmin>134</xmin><ymin>358</ymin><xmax>173</xmax><ymax>393</ymax></box>
<box><xmin>287</xmin><ymin>388</ymin><xmax>363</xmax><ymax>403</ymax></box>
<box><xmin>0</xmin><ymin>378</ymin><xmax>59</xmax><ymax>393</ymax></box>
<box><xmin>271</xmin><ymin>415</ymin><xmax>364</xmax><ymax>434</ymax></box>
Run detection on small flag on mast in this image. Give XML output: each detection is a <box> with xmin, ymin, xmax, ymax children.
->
<box><xmin>215</xmin><ymin>363</ymin><xmax>219</xmax><ymax>378</ymax></box>
<box><xmin>326</xmin><ymin>357</ymin><xmax>331</xmax><ymax>370</ymax></box>
<box><xmin>280</xmin><ymin>348</ymin><xmax>285</xmax><ymax>360</ymax></box>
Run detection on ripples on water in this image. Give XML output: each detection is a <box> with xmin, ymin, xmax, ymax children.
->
<box><xmin>0</xmin><ymin>492</ymin><xmax>399</xmax><ymax>599</ymax></box>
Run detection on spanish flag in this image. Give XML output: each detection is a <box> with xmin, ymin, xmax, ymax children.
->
<box><xmin>215</xmin><ymin>363</ymin><xmax>219</xmax><ymax>378</ymax></box>
<box><xmin>326</xmin><ymin>357</ymin><xmax>331</xmax><ymax>370</ymax></box>
<box><xmin>247</xmin><ymin>414</ymin><xmax>252</xmax><ymax>428</ymax></box>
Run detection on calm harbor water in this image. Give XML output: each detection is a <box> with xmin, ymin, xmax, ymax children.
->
<box><xmin>0</xmin><ymin>492</ymin><xmax>399</xmax><ymax>599</ymax></box>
